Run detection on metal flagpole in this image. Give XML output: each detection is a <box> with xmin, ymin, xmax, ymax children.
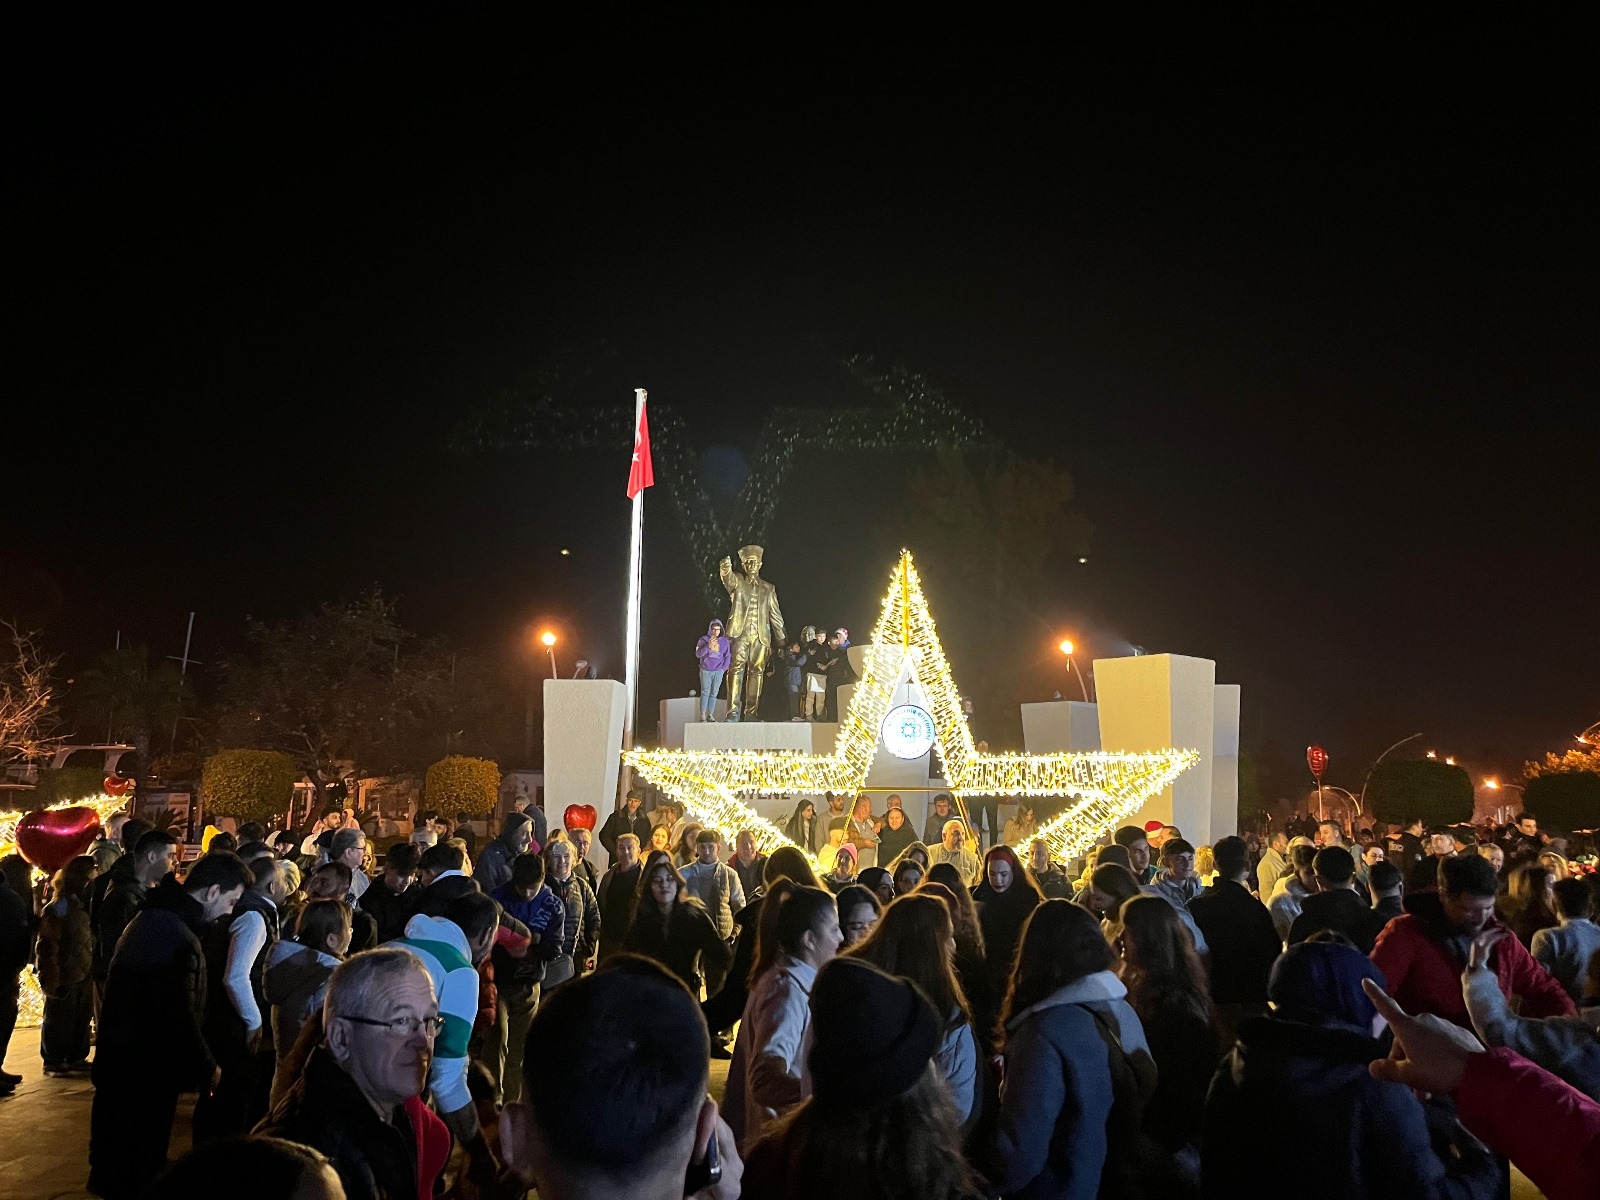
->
<box><xmin>620</xmin><ymin>388</ymin><xmax>647</xmax><ymax>803</ymax></box>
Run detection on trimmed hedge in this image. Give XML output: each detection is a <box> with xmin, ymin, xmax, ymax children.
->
<box><xmin>34</xmin><ymin>767</ymin><xmax>110</xmax><ymax>806</ymax></box>
<box><xmin>201</xmin><ymin>750</ymin><xmax>299</xmax><ymax>824</ymax></box>
<box><xmin>425</xmin><ymin>756</ymin><xmax>499</xmax><ymax>816</ymax></box>
<box><xmin>1524</xmin><ymin>771</ymin><xmax>1600</xmax><ymax>834</ymax></box>
<box><xmin>1367</xmin><ymin>759</ymin><xmax>1474</xmax><ymax>828</ymax></box>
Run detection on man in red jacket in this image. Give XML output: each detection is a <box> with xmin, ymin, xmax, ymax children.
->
<box><xmin>1370</xmin><ymin>853</ymin><xmax>1573</xmax><ymax>1029</ymax></box>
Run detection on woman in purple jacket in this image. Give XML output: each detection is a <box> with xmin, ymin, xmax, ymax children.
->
<box><xmin>695</xmin><ymin>619</ymin><xmax>732</xmax><ymax>721</ymax></box>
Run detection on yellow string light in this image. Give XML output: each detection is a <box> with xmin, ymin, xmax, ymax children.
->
<box><xmin>624</xmin><ymin>551</ymin><xmax>1197</xmax><ymax>862</ymax></box>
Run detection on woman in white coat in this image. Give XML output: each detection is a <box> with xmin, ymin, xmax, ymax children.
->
<box><xmin>723</xmin><ymin>880</ymin><xmax>843</xmax><ymax>1149</ymax></box>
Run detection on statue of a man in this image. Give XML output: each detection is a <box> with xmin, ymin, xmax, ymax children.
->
<box><xmin>719</xmin><ymin>544</ymin><xmax>786</xmax><ymax>721</ymax></box>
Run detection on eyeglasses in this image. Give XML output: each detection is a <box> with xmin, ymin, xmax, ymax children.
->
<box><xmin>336</xmin><ymin>1013</ymin><xmax>445</xmax><ymax>1038</ymax></box>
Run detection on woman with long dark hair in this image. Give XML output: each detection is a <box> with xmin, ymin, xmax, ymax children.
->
<box><xmin>877</xmin><ymin>805</ymin><xmax>917</xmax><ymax>866</ymax></box>
<box><xmin>741</xmin><ymin>958</ymin><xmax>982</xmax><ymax>1200</ymax></box>
<box><xmin>848</xmin><ymin>893</ymin><xmax>981</xmax><ymax>1130</ymax></box>
<box><xmin>1108</xmin><ymin>894</ymin><xmax>1218</xmax><ymax>1190</ymax></box>
<box><xmin>993</xmin><ymin>900</ymin><xmax>1153</xmax><ymax>1199</ymax></box>
<box><xmin>784</xmin><ymin>798</ymin><xmax>821</xmax><ymax>854</ymax></box>
<box><xmin>919</xmin><ymin>874</ymin><xmax>997</xmax><ymax>1057</ymax></box>
<box><xmin>972</xmin><ymin>845</ymin><xmax>1046</xmax><ymax>998</ymax></box>
<box><xmin>620</xmin><ymin>850</ymin><xmax>731</xmax><ymax>996</ymax></box>
<box><xmin>836</xmin><ymin>883</ymin><xmax>882</xmax><ymax>948</ymax></box>
<box><xmin>1501</xmin><ymin>863</ymin><xmax>1560</xmax><ymax>948</ymax></box>
<box><xmin>724</xmin><ymin>880</ymin><xmax>842</xmax><ymax>1150</ymax></box>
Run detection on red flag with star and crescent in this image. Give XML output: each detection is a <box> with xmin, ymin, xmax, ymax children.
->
<box><xmin>627</xmin><ymin>397</ymin><xmax>654</xmax><ymax>499</ymax></box>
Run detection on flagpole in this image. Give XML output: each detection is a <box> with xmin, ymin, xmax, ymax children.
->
<box><xmin>621</xmin><ymin>388</ymin><xmax>647</xmax><ymax>804</ymax></box>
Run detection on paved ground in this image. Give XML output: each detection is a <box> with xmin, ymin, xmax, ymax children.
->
<box><xmin>0</xmin><ymin>1028</ymin><xmax>1541</xmax><ymax>1199</ymax></box>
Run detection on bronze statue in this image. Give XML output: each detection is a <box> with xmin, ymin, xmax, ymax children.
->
<box><xmin>719</xmin><ymin>544</ymin><xmax>786</xmax><ymax>721</ymax></box>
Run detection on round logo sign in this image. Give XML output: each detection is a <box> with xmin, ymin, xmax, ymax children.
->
<box><xmin>881</xmin><ymin>704</ymin><xmax>936</xmax><ymax>760</ymax></box>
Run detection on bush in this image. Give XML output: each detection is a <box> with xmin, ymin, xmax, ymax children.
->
<box><xmin>201</xmin><ymin>750</ymin><xmax>299</xmax><ymax>824</ymax></box>
<box><xmin>34</xmin><ymin>767</ymin><xmax>110</xmax><ymax>806</ymax></box>
<box><xmin>425</xmin><ymin>756</ymin><xmax>499</xmax><ymax>816</ymax></box>
<box><xmin>1367</xmin><ymin>759</ymin><xmax>1474</xmax><ymax>828</ymax></box>
<box><xmin>1524</xmin><ymin>772</ymin><xmax>1600</xmax><ymax>834</ymax></box>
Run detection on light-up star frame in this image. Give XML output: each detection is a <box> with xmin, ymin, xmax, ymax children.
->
<box><xmin>623</xmin><ymin>552</ymin><xmax>1198</xmax><ymax>864</ymax></box>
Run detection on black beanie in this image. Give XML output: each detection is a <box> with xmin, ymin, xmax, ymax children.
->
<box><xmin>807</xmin><ymin>958</ymin><xmax>941</xmax><ymax>1112</ymax></box>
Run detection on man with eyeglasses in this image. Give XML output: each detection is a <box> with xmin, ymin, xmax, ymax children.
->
<box><xmin>257</xmin><ymin>947</ymin><xmax>451</xmax><ymax>1200</ymax></box>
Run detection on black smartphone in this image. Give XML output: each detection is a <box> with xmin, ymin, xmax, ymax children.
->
<box><xmin>683</xmin><ymin>1124</ymin><xmax>721</xmax><ymax>1195</ymax></box>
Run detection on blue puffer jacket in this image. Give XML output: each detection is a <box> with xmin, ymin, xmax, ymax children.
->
<box><xmin>993</xmin><ymin>970</ymin><xmax>1152</xmax><ymax>1200</ymax></box>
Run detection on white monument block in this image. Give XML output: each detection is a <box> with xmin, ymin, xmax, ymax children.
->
<box><xmin>1093</xmin><ymin>654</ymin><xmax>1217</xmax><ymax>845</ymax></box>
<box><xmin>658</xmin><ymin>696</ymin><xmax>728</xmax><ymax>749</ymax></box>
<box><xmin>544</xmin><ymin>680</ymin><xmax>626</xmax><ymax>815</ymax></box>
<box><xmin>682</xmin><ymin>721</ymin><xmax>837</xmax><ymax>754</ymax></box>
<box><xmin>1212</xmin><ymin>684</ymin><xmax>1241</xmax><ymax>842</ymax></box>
<box><xmin>1021</xmin><ymin>701</ymin><xmax>1102</xmax><ymax>753</ymax></box>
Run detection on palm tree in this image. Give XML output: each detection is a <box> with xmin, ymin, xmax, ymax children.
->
<box><xmin>72</xmin><ymin>645</ymin><xmax>189</xmax><ymax>772</ymax></box>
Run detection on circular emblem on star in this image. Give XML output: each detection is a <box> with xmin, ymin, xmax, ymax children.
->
<box><xmin>881</xmin><ymin>703</ymin><xmax>937</xmax><ymax>760</ymax></box>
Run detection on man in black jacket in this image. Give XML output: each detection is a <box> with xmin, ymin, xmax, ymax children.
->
<box><xmin>359</xmin><ymin>841</ymin><xmax>421</xmax><ymax>943</ymax></box>
<box><xmin>256</xmin><ymin>947</ymin><xmax>449</xmax><ymax>1200</ymax></box>
<box><xmin>1189</xmin><ymin>835</ymin><xmax>1282</xmax><ymax>1047</ymax></box>
<box><xmin>92</xmin><ymin>830</ymin><xmax>179</xmax><ymax>1002</ymax></box>
<box><xmin>1288</xmin><ymin>847</ymin><xmax>1389</xmax><ymax>954</ymax></box>
<box><xmin>0</xmin><ymin>854</ymin><xmax>35</xmax><ymax>1095</ymax></box>
<box><xmin>88</xmin><ymin>852</ymin><xmax>253</xmax><ymax>1200</ymax></box>
<box><xmin>597</xmin><ymin>789</ymin><xmax>653</xmax><ymax>866</ymax></box>
<box><xmin>596</xmin><ymin>834</ymin><xmax>642</xmax><ymax>963</ymax></box>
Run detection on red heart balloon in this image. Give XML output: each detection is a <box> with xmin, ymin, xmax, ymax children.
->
<box><xmin>563</xmin><ymin>803</ymin><xmax>598</xmax><ymax>832</ymax></box>
<box><xmin>104</xmin><ymin>774</ymin><xmax>134</xmax><ymax>797</ymax></box>
<box><xmin>16</xmin><ymin>807</ymin><xmax>103</xmax><ymax>874</ymax></box>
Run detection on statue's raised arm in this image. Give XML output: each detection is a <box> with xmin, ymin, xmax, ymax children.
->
<box><xmin>719</xmin><ymin>555</ymin><xmax>736</xmax><ymax>596</ymax></box>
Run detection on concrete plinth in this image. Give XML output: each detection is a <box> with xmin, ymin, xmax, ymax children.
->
<box><xmin>1021</xmin><ymin>701</ymin><xmax>1102</xmax><ymax>753</ymax></box>
<box><xmin>659</xmin><ymin>696</ymin><xmax>728</xmax><ymax>749</ymax></box>
<box><xmin>1093</xmin><ymin>654</ymin><xmax>1217</xmax><ymax>845</ymax></box>
<box><xmin>544</xmin><ymin>680</ymin><xmax>626</xmax><ymax>814</ymax></box>
<box><xmin>682</xmin><ymin>721</ymin><xmax>838</xmax><ymax>753</ymax></box>
<box><xmin>1212</xmin><ymin>685</ymin><xmax>1241</xmax><ymax>841</ymax></box>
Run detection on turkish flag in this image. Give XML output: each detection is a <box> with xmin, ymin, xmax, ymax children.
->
<box><xmin>627</xmin><ymin>397</ymin><xmax>654</xmax><ymax>499</ymax></box>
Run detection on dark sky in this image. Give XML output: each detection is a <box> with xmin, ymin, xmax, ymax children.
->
<box><xmin>6</xmin><ymin>15</ymin><xmax>1596</xmax><ymax>792</ymax></box>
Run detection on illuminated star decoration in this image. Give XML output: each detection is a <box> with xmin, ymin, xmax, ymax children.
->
<box><xmin>623</xmin><ymin>551</ymin><xmax>1198</xmax><ymax>863</ymax></box>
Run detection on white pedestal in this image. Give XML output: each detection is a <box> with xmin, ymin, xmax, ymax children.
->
<box><xmin>544</xmin><ymin>680</ymin><xmax>627</xmax><ymax>814</ymax></box>
<box><xmin>659</xmin><ymin>696</ymin><xmax>728</xmax><ymax>749</ymax></box>
<box><xmin>1211</xmin><ymin>685</ymin><xmax>1241</xmax><ymax>841</ymax></box>
<box><xmin>1021</xmin><ymin>701</ymin><xmax>1102</xmax><ymax>752</ymax></box>
<box><xmin>1093</xmin><ymin>654</ymin><xmax>1217</xmax><ymax>845</ymax></box>
<box><xmin>682</xmin><ymin>721</ymin><xmax>837</xmax><ymax>753</ymax></box>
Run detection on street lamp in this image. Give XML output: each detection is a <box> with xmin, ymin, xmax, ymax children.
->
<box><xmin>1057</xmin><ymin>638</ymin><xmax>1091</xmax><ymax>703</ymax></box>
<box><xmin>1358</xmin><ymin>732</ymin><xmax>1423</xmax><ymax>815</ymax></box>
<box><xmin>539</xmin><ymin>630</ymin><xmax>558</xmax><ymax>679</ymax></box>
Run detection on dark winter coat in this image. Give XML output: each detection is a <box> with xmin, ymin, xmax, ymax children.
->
<box><xmin>972</xmin><ymin>880</ymin><xmax>1042</xmax><ymax>998</ymax></box>
<box><xmin>256</xmin><ymin>1046</ymin><xmax>450</xmax><ymax>1200</ymax></box>
<box><xmin>358</xmin><ymin>879</ymin><xmax>419</xmax><ymax>944</ymax></box>
<box><xmin>1189</xmin><ymin>880</ymin><xmax>1281</xmax><ymax>1006</ymax></box>
<box><xmin>1202</xmin><ymin>1017</ymin><xmax>1498</xmax><ymax>1200</ymax></box>
<box><xmin>1139</xmin><ymin>1001</ymin><xmax>1218</xmax><ymax>1155</ymax></box>
<box><xmin>595</xmin><ymin>864</ymin><xmax>641</xmax><ymax>959</ymax></box>
<box><xmin>264</xmin><ymin>940</ymin><xmax>340</xmax><ymax>1067</ymax></box>
<box><xmin>621</xmin><ymin>898</ymin><xmax>732</xmax><ymax>995</ymax></box>
<box><xmin>0</xmin><ymin>875</ymin><xmax>31</xmax><ymax>977</ymax></box>
<box><xmin>783</xmin><ymin>802</ymin><xmax>820</xmax><ymax>855</ymax></box>
<box><xmin>473</xmin><ymin>813</ymin><xmax>532</xmax><ymax>894</ymax></box>
<box><xmin>201</xmin><ymin>890</ymin><xmax>280</xmax><ymax>1050</ymax></box>
<box><xmin>546</xmin><ymin>873</ymin><xmax>600</xmax><ymax>962</ymax></box>
<box><xmin>37</xmin><ymin>894</ymin><xmax>93</xmax><ymax>993</ymax></box>
<box><xmin>597</xmin><ymin>807</ymin><xmax>653</xmax><ymax>864</ymax></box>
<box><xmin>1288</xmin><ymin>887</ymin><xmax>1389</xmax><ymax>954</ymax></box>
<box><xmin>876</xmin><ymin>816</ymin><xmax>917</xmax><ymax>865</ymax></box>
<box><xmin>94</xmin><ymin>876</ymin><xmax>216</xmax><ymax>1090</ymax></box>
<box><xmin>93</xmin><ymin>864</ymin><xmax>151</xmax><ymax>980</ymax></box>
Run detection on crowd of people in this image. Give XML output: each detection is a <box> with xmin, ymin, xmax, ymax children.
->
<box><xmin>2</xmin><ymin>790</ymin><xmax>1599</xmax><ymax>1199</ymax></box>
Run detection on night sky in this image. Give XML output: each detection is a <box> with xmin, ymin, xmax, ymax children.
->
<box><xmin>7</xmin><ymin>16</ymin><xmax>1595</xmax><ymax>793</ymax></box>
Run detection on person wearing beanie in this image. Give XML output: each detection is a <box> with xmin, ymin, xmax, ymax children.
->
<box><xmin>741</xmin><ymin>957</ymin><xmax>980</xmax><ymax>1200</ymax></box>
<box><xmin>823</xmin><ymin>841</ymin><xmax>858</xmax><ymax>894</ymax></box>
<box><xmin>474</xmin><ymin>811</ymin><xmax>535</xmax><ymax>894</ymax></box>
<box><xmin>1203</xmin><ymin>938</ymin><xmax>1498</xmax><ymax>1198</ymax></box>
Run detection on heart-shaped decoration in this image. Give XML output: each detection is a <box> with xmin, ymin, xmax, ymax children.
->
<box><xmin>16</xmin><ymin>807</ymin><xmax>103</xmax><ymax>874</ymax></box>
<box><xmin>563</xmin><ymin>803</ymin><xmax>598</xmax><ymax>833</ymax></box>
<box><xmin>104</xmin><ymin>774</ymin><xmax>135</xmax><ymax>797</ymax></box>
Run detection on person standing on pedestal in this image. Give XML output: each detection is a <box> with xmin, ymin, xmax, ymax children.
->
<box><xmin>720</xmin><ymin>546</ymin><xmax>786</xmax><ymax>722</ymax></box>
<box><xmin>803</xmin><ymin>626</ymin><xmax>828</xmax><ymax>720</ymax></box>
<box><xmin>822</xmin><ymin>628</ymin><xmax>855</xmax><ymax>721</ymax></box>
<box><xmin>694</xmin><ymin>619</ymin><xmax>731</xmax><ymax>721</ymax></box>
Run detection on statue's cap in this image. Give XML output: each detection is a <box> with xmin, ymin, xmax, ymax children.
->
<box><xmin>738</xmin><ymin>544</ymin><xmax>764</xmax><ymax>560</ymax></box>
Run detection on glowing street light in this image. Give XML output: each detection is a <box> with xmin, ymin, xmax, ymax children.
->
<box><xmin>1056</xmin><ymin>637</ymin><xmax>1091</xmax><ymax>703</ymax></box>
<box><xmin>1484</xmin><ymin>777</ymin><xmax>1499</xmax><ymax>790</ymax></box>
<box><xmin>1444</xmin><ymin>756</ymin><xmax>1456</xmax><ymax>766</ymax></box>
<box><xmin>1425</xmin><ymin>750</ymin><xmax>1437</xmax><ymax>759</ymax></box>
<box><xmin>538</xmin><ymin>630</ymin><xmax>559</xmax><ymax>678</ymax></box>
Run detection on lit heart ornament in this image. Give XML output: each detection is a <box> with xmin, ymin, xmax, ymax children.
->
<box><xmin>563</xmin><ymin>804</ymin><xmax>598</xmax><ymax>832</ymax></box>
<box><xmin>16</xmin><ymin>806</ymin><xmax>103</xmax><ymax>874</ymax></box>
